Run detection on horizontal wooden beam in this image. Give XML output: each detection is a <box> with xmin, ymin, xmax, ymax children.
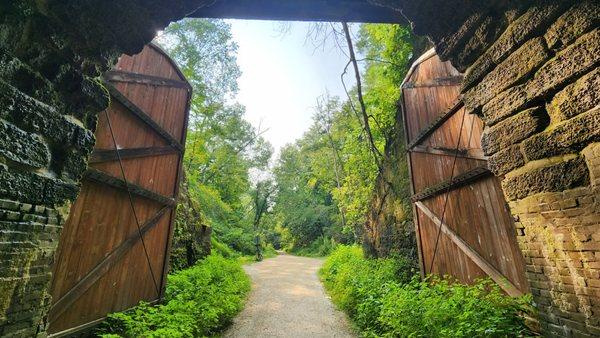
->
<box><xmin>411</xmin><ymin>145</ymin><xmax>487</xmax><ymax>161</ymax></box>
<box><xmin>104</xmin><ymin>70</ymin><xmax>191</xmax><ymax>89</ymax></box>
<box><xmin>415</xmin><ymin>201</ymin><xmax>523</xmax><ymax>297</ymax></box>
<box><xmin>89</xmin><ymin>146</ymin><xmax>180</xmax><ymax>164</ymax></box>
<box><xmin>402</xmin><ymin>75</ymin><xmax>463</xmax><ymax>89</ymax></box>
<box><xmin>407</xmin><ymin>98</ymin><xmax>463</xmax><ymax>149</ymax></box>
<box><xmin>105</xmin><ymin>83</ymin><xmax>183</xmax><ymax>152</ymax></box>
<box><xmin>84</xmin><ymin>168</ymin><xmax>176</xmax><ymax>207</ymax></box>
<box><xmin>411</xmin><ymin>166</ymin><xmax>492</xmax><ymax>202</ymax></box>
<box><xmin>48</xmin><ymin>206</ymin><xmax>170</xmax><ymax>324</ymax></box>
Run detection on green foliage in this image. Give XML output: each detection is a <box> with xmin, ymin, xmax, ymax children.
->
<box><xmin>331</xmin><ymin>23</ymin><xmax>413</xmax><ymax>231</ymax></box>
<box><xmin>262</xmin><ymin>244</ymin><xmax>277</xmax><ymax>258</ymax></box>
<box><xmin>220</xmin><ymin>227</ymin><xmax>255</xmax><ymax>254</ymax></box>
<box><xmin>238</xmin><ymin>245</ymin><xmax>278</xmax><ymax>265</ymax></box>
<box><xmin>378</xmin><ymin>279</ymin><xmax>534</xmax><ymax>338</ymax></box>
<box><xmin>273</xmin><ymin>142</ymin><xmax>339</xmax><ymax>248</ymax></box>
<box><xmin>170</xmin><ymin>177</ymin><xmax>214</xmax><ymax>272</ymax></box>
<box><xmin>158</xmin><ymin>18</ymin><xmax>240</xmax><ymax>108</ymax></box>
<box><xmin>289</xmin><ymin>236</ymin><xmax>338</xmax><ymax>257</ymax></box>
<box><xmin>210</xmin><ymin>237</ymin><xmax>236</xmax><ymax>259</ymax></box>
<box><xmin>320</xmin><ymin>245</ymin><xmax>414</xmax><ymax>334</ymax></box>
<box><xmin>158</xmin><ymin>19</ymin><xmax>274</xmax><ymax>257</ymax></box>
<box><xmin>320</xmin><ymin>246</ymin><xmax>532</xmax><ymax>338</ymax></box>
<box><xmin>98</xmin><ymin>254</ymin><xmax>250</xmax><ymax>338</ymax></box>
<box><xmin>270</xmin><ymin>23</ymin><xmax>414</xmax><ymax>250</ymax></box>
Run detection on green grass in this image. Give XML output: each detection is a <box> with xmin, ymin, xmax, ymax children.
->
<box><xmin>320</xmin><ymin>245</ymin><xmax>534</xmax><ymax>337</ymax></box>
<box><xmin>97</xmin><ymin>254</ymin><xmax>250</xmax><ymax>338</ymax></box>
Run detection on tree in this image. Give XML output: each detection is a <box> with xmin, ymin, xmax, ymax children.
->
<box><xmin>268</xmin><ymin>23</ymin><xmax>414</xmax><ymax>251</ymax></box>
<box><xmin>250</xmin><ymin>178</ymin><xmax>276</xmax><ymax>260</ymax></box>
<box><xmin>158</xmin><ymin>19</ymin><xmax>274</xmax><ymax>261</ymax></box>
<box><xmin>314</xmin><ymin>95</ymin><xmax>347</xmax><ymax>230</ymax></box>
<box><xmin>272</xmin><ymin>144</ymin><xmax>335</xmax><ymax>247</ymax></box>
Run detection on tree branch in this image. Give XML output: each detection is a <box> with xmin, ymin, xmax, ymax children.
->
<box><xmin>341</xmin><ymin>22</ymin><xmax>383</xmax><ymax>170</ymax></box>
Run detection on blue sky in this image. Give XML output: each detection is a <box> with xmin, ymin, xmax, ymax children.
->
<box><xmin>228</xmin><ymin>20</ymin><xmax>355</xmax><ymax>154</ymax></box>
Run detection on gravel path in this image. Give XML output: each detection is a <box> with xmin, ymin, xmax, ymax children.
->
<box><xmin>223</xmin><ymin>254</ymin><xmax>356</xmax><ymax>338</ymax></box>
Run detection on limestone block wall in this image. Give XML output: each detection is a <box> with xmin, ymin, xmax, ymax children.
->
<box><xmin>377</xmin><ymin>0</ymin><xmax>599</xmax><ymax>336</ymax></box>
<box><xmin>0</xmin><ymin>1</ymin><xmax>209</xmax><ymax>336</ymax></box>
<box><xmin>363</xmin><ymin>109</ymin><xmax>415</xmax><ymax>260</ymax></box>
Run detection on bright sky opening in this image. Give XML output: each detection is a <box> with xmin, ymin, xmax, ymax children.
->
<box><xmin>228</xmin><ymin>20</ymin><xmax>354</xmax><ymax>154</ymax></box>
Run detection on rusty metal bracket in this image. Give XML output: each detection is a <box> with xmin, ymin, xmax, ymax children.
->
<box><xmin>411</xmin><ymin>166</ymin><xmax>492</xmax><ymax>202</ymax></box>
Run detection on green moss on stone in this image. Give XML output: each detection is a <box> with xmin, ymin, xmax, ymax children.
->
<box><xmin>462</xmin><ymin>3</ymin><xmax>566</xmax><ymax>91</ymax></box>
<box><xmin>488</xmin><ymin>144</ymin><xmax>526</xmax><ymax>175</ymax></box>
<box><xmin>0</xmin><ymin>166</ymin><xmax>77</xmax><ymax>206</ymax></box>
<box><xmin>545</xmin><ymin>1</ymin><xmax>600</xmax><ymax>50</ymax></box>
<box><xmin>464</xmin><ymin>37</ymin><xmax>550</xmax><ymax>111</ymax></box>
<box><xmin>530</xmin><ymin>28</ymin><xmax>600</xmax><ymax>97</ymax></box>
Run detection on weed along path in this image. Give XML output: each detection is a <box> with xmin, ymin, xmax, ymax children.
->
<box><xmin>223</xmin><ymin>254</ymin><xmax>355</xmax><ymax>338</ymax></box>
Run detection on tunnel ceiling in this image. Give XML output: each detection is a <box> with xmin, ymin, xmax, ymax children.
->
<box><xmin>188</xmin><ymin>0</ymin><xmax>406</xmax><ymax>23</ymax></box>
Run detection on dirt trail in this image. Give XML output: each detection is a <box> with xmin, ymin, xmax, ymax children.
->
<box><xmin>223</xmin><ymin>254</ymin><xmax>355</xmax><ymax>338</ymax></box>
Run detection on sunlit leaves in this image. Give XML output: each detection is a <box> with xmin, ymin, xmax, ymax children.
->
<box><xmin>271</xmin><ymin>23</ymin><xmax>413</xmax><ymax>249</ymax></box>
<box><xmin>159</xmin><ymin>19</ymin><xmax>273</xmax><ymax>255</ymax></box>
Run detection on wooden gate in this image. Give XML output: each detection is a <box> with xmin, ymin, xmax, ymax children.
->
<box><xmin>401</xmin><ymin>50</ymin><xmax>528</xmax><ymax>296</ymax></box>
<box><xmin>48</xmin><ymin>44</ymin><xmax>191</xmax><ymax>335</ymax></box>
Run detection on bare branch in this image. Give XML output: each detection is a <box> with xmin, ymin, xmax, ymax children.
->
<box><xmin>234</xmin><ymin>126</ymin><xmax>270</xmax><ymax>155</ymax></box>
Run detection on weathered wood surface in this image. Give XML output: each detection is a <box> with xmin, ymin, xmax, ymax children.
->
<box><xmin>401</xmin><ymin>51</ymin><xmax>528</xmax><ymax>295</ymax></box>
<box><xmin>48</xmin><ymin>43</ymin><xmax>191</xmax><ymax>335</ymax></box>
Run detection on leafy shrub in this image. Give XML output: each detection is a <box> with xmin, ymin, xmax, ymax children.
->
<box><xmin>211</xmin><ymin>237</ymin><xmax>237</xmax><ymax>258</ymax></box>
<box><xmin>320</xmin><ymin>245</ymin><xmax>532</xmax><ymax>337</ymax></box>
<box><xmin>290</xmin><ymin>236</ymin><xmax>339</xmax><ymax>257</ymax></box>
<box><xmin>262</xmin><ymin>244</ymin><xmax>277</xmax><ymax>258</ymax></box>
<box><xmin>219</xmin><ymin>227</ymin><xmax>255</xmax><ymax>255</ymax></box>
<box><xmin>98</xmin><ymin>254</ymin><xmax>250</xmax><ymax>338</ymax></box>
<box><xmin>378</xmin><ymin>278</ymin><xmax>533</xmax><ymax>337</ymax></box>
<box><xmin>320</xmin><ymin>245</ymin><xmax>414</xmax><ymax>333</ymax></box>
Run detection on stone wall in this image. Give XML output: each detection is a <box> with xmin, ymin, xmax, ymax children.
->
<box><xmin>363</xmin><ymin>104</ymin><xmax>416</xmax><ymax>260</ymax></box>
<box><xmin>0</xmin><ymin>1</ymin><xmax>210</xmax><ymax>336</ymax></box>
<box><xmin>376</xmin><ymin>0</ymin><xmax>600</xmax><ymax>336</ymax></box>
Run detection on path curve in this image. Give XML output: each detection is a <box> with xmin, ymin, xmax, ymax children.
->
<box><xmin>224</xmin><ymin>254</ymin><xmax>355</xmax><ymax>338</ymax></box>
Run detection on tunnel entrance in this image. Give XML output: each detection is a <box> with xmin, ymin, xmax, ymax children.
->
<box><xmin>45</xmin><ymin>14</ymin><xmax>526</xmax><ymax>335</ymax></box>
<box><xmin>1</xmin><ymin>2</ymin><xmax>598</xmax><ymax>337</ymax></box>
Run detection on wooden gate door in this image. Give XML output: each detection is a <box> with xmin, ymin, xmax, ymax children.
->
<box><xmin>401</xmin><ymin>50</ymin><xmax>528</xmax><ymax>296</ymax></box>
<box><xmin>48</xmin><ymin>43</ymin><xmax>191</xmax><ymax>335</ymax></box>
